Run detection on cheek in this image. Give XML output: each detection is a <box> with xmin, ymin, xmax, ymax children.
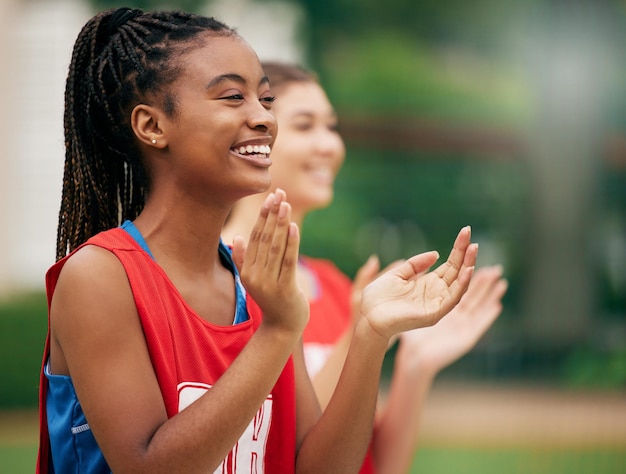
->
<box><xmin>271</xmin><ymin>135</ymin><xmax>306</xmax><ymax>169</ymax></box>
<box><xmin>333</xmin><ymin>139</ymin><xmax>347</xmax><ymax>169</ymax></box>
<box><xmin>270</xmin><ymin>151</ymin><xmax>302</xmax><ymax>182</ymax></box>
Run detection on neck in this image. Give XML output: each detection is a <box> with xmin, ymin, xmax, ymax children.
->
<box><xmin>134</xmin><ymin>192</ymin><xmax>230</xmax><ymax>273</ymax></box>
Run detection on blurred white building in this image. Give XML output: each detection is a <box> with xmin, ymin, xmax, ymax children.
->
<box><xmin>0</xmin><ymin>0</ymin><xmax>303</xmax><ymax>296</ymax></box>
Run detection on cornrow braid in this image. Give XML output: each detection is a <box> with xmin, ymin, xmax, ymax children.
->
<box><xmin>56</xmin><ymin>8</ymin><xmax>236</xmax><ymax>260</ymax></box>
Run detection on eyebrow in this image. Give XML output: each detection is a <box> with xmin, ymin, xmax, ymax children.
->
<box><xmin>289</xmin><ymin>110</ymin><xmax>338</xmax><ymax>120</ymax></box>
<box><xmin>207</xmin><ymin>73</ymin><xmax>270</xmax><ymax>89</ymax></box>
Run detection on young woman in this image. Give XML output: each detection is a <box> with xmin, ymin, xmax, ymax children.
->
<box><xmin>223</xmin><ymin>62</ymin><xmax>507</xmax><ymax>474</ymax></box>
<box><xmin>37</xmin><ymin>8</ymin><xmax>478</xmax><ymax>473</ymax></box>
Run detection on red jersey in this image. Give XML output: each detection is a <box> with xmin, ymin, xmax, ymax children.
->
<box><xmin>300</xmin><ymin>256</ymin><xmax>377</xmax><ymax>474</ymax></box>
<box><xmin>38</xmin><ymin>228</ymin><xmax>296</xmax><ymax>473</ymax></box>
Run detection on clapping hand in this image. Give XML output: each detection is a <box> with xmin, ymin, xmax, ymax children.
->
<box><xmin>359</xmin><ymin>226</ymin><xmax>477</xmax><ymax>341</ymax></box>
<box><xmin>232</xmin><ymin>189</ymin><xmax>309</xmax><ymax>333</ymax></box>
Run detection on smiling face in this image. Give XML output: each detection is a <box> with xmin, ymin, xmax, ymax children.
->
<box><xmin>268</xmin><ymin>81</ymin><xmax>346</xmax><ymax>216</ymax></box>
<box><xmin>148</xmin><ymin>33</ymin><xmax>278</xmax><ymax>205</ymax></box>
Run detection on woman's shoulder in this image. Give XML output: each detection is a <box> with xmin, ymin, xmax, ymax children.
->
<box><xmin>50</xmin><ymin>229</ymin><xmax>136</xmax><ymax>303</ymax></box>
<box><xmin>50</xmin><ymin>228</ymin><xmax>138</xmax><ymax>279</ymax></box>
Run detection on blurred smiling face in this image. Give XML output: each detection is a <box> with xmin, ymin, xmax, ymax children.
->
<box><xmin>268</xmin><ymin>81</ymin><xmax>345</xmax><ymax>214</ymax></box>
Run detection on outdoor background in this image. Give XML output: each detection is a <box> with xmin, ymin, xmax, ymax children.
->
<box><xmin>0</xmin><ymin>0</ymin><xmax>625</xmax><ymax>472</ymax></box>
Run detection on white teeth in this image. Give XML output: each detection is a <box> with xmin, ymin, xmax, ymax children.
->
<box><xmin>234</xmin><ymin>145</ymin><xmax>271</xmax><ymax>155</ymax></box>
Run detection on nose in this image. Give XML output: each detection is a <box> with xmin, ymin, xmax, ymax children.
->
<box><xmin>248</xmin><ymin>102</ymin><xmax>277</xmax><ymax>133</ymax></box>
<box><xmin>314</xmin><ymin>128</ymin><xmax>345</xmax><ymax>158</ymax></box>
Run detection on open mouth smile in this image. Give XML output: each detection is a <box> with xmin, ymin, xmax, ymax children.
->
<box><xmin>230</xmin><ymin>144</ymin><xmax>272</xmax><ymax>166</ymax></box>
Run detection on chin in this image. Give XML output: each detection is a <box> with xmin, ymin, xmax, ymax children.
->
<box><xmin>305</xmin><ymin>192</ymin><xmax>334</xmax><ymax>211</ymax></box>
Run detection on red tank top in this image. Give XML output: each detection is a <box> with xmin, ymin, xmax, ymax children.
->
<box><xmin>38</xmin><ymin>228</ymin><xmax>296</xmax><ymax>473</ymax></box>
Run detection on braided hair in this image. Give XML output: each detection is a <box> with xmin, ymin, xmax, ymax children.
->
<box><xmin>57</xmin><ymin>7</ymin><xmax>236</xmax><ymax>260</ymax></box>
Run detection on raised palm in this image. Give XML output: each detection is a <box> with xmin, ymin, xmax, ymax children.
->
<box><xmin>360</xmin><ymin>226</ymin><xmax>477</xmax><ymax>340</ymax></box>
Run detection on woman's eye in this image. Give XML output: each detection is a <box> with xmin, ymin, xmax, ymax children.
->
<box><xmin>221</xmin><ymin>94</ymin><xmax>244</xmax><ymax>100</ymax></box>
<box><xmin>261</xmin><ymin>96</ymin><xmax>276</xmax><ymax>104</ymax></box>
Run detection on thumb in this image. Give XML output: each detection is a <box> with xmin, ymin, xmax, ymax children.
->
<box><xmin>395</xmin><ymin>251</ymin><xmax>439</xmax><ymax>280</ymax></box>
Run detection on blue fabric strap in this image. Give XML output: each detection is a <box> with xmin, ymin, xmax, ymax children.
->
<box><xmin>120</xmin><ymin>220</ymin><xmax>248</xmax><ymax>324</ymax></box>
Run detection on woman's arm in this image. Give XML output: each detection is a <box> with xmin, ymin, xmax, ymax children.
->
<box><xmin>371</xmin><ymin>265</ymin><xmax>508</xmax><ymax>474</ymax></box>
<box><xmin>309</xmin><ymin>255</ymin><xmax>380</xmax><ymax>408</ymax></box>
<box><xmin>294</xmin><ymin>226</ymin><xmax>478</xmax><ymax>473</ymax></box>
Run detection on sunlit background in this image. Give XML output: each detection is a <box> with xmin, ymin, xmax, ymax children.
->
<box><xmin>0</xmin><ymin>0</ymin><xmax>625</xmax><ymax>472</ymax></box>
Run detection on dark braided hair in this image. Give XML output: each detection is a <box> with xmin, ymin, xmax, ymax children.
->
<box><xmin>57</xmin><ymin>7</ymin><xmax>236</xmax><ymax>260</ymax></box>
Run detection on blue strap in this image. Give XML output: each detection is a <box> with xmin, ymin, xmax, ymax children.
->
<box><xmin>120</xmin><ymin>220</ymin><xmax>249</xmax><ymax>324</ymax></box>
<box><xmin>120</xmin><ymin>220</ymin><xmax>155</xmax><ymax>259</ymax></box>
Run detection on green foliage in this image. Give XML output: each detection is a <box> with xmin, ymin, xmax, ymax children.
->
<box><xmin>0</xmin><ymin>293</ymin><xmax>48</xmax><ymax>408</ymax></box>
<box><xmin>302</xmin><ymin>151</ymin><xmax>530</xmax><ymax>284</ymax></box>
<box><xmin>563</xmin><ymin>347</ymin><xmax>626</xmax><ymax>389</ymax></box>
<box><xmin>321</xmin><ymin>31</ymin><xmax>531</xmax><ymax>126</ymax></box>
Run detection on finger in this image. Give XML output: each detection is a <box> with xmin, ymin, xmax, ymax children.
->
<box><xmin>255</xmin><ymin>190</ymin><xmax>286</xmax><ymax>269</ymax></box>
<box><xmin>379</xmin><ymin>259</ymin><xmax>405</xmax><ymax>276</ymax></box>
<box><xmin>470</xmin><ymin>279</ymin><xmax>508</xmax><ymax>335</ymax></box>
<box><xmin>261</xmin><ymin>199</ymin><xmax>293</xmax><ymax>283</ymax></box>
<box><xmin>353</xmin><ymin>255</ymin><xmax>380</xmax><ymax>291</ymax></box>
<box><xmin>394</xmin><ymin>251</ymin><xmax>439</xmax><ymax>280</ymax></box>
<box><xmin>481</xmin><ymin>277</ymin><xmax>508</xmax><ymax>311</ymax></box>
<box><xmin>277</xmin><ymin>222</ymin><xmax>301</xmax><ymax>283</ymax></box>
<box><xmin>444</xmin><ymin>265</ymin><xmax>475</xmax><ymax>308</ymax></box>
<box><xmin>434</xmin><ymin>226</ymin><xmax>472</xmax><ymax>285</ymax></box>
<box><xmin>245</xmin><ymin>192</ymin><xmax>275</xmax><ymax>267</ymax></box>
<box><xmin>459</xmin><ymin>265</ymin><xmax>502</xmax><ymax>311</ymax></box>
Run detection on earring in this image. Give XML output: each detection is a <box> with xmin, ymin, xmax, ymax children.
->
<box><xmin>151</xmin><ymin>138</ymin><xmax>157</xmax><ymax>145</ymax></box>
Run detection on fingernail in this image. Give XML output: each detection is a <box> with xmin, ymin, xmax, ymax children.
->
<box><xmin>278</xmin><ymin>202</ymin><xmax>288</xmax><ymax>218</ymax></box>
<box><xmin>274</xmin><ymin>188</ymin><xmax>285</xmax><ymax>204</ymax></box>
<box><xmin>264</xmin><ymin>193</ymin><xmax>274</xmax><ymax>208</ymax></box>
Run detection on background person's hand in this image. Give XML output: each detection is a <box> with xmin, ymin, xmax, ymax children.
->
<box><xmin>399</xmin><ymin>264</ymin><xmax>508</xmax><ymax>374</ymax></box>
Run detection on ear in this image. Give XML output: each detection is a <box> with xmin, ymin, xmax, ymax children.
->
<box><xmin>131</xmin><ymin>104</ymin><xmax>167</xmax><ymax>149</ymax></box>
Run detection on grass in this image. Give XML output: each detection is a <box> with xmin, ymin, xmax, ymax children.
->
<box><xmin>410</xmin><ymin>446</ymin><xmax>626</xmax><ymax>474</ymax></box>
<box><xmin>0</xmin><ymin>446</ymin><xmax>38</xmax><ymax>473</ymax></box>
<box><xmin>1</xmin><ymin>409</ymin><xmax>624</xmax><ymax>474</ymax></box>
<box><xmin>2</xmin><ymin>441</ymin><xmax>624</xmax><ymax>473</ymax></box>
